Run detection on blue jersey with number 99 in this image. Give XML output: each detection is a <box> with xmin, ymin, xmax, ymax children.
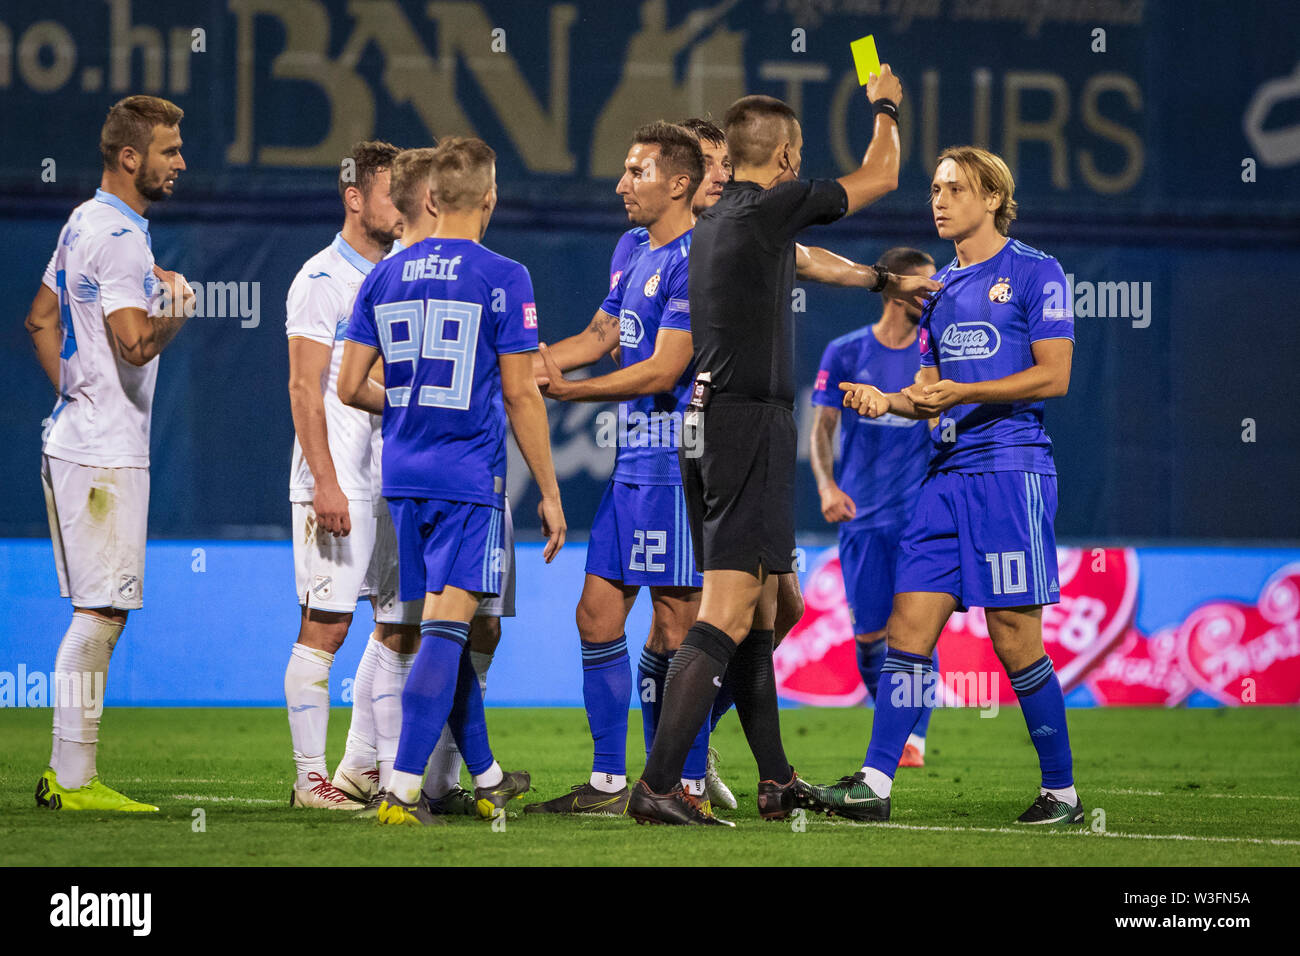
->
<box><xmin>346</xmin><ymin>237</ymin><xmax>538</xmax><ymax>506</ymax></box>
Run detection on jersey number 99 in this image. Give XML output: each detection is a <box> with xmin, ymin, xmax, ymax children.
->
<box><xmin>375</xmin><ymin>298</ymin><xmax>482</xmax><ymax>410</ymax></box>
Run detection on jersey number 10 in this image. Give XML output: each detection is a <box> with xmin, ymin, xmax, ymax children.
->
<box><xmin>375</xmin><ymin>298</ymin><xmax>482</xmax><ymax>411</ymax></box>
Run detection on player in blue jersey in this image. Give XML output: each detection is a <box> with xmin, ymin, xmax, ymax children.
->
<box><xmin>524</xmin><ymin>122</ymin><xmax>710</xmax><ymax>818</ymax></box>
<box><xmin>830</xmin><ymin>146</ymin><xmax>1081</xmax><ymax>825</ymax></box>
<box><xmin>810</xmin><ymin>246</ymin><xmax>939</xmax><ymax>768</ymax></box>
<box><xmin>337</xmin><ymin>137</ymin><xmax>566</xmax><ymax>826</ymax></box>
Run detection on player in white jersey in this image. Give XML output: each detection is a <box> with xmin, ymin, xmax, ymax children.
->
<box><xmin>284</xmin><ymin>141</ymin><xmax>417</xmax><ymax>809</ymax></box>
<box><xmin>24</xmin><ymin>95</ymin><xmax>191</xmax><ymax>812</ymax></box>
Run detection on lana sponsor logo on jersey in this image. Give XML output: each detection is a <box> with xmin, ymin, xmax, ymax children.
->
<box><xmin>401</xmin><ymin>251</ymin><xmax>461</xmax><ymax>281</ymax></box>
<box><xmin>937</xmin><ymin>321</ymin><xmax>1000</xmax><ymax>361</ymax></box>
<box><xmin>619</xmin><ymin>308</ymin><xmax>645</xmax><ymax>347</ymax></box>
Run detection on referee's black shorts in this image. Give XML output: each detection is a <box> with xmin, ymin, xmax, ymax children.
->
<box><xmin>679</xmin><ymin>394</ymin><xmax>797</xmax><ymax>576</ymax></box>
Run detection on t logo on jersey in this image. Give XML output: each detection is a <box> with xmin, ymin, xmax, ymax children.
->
<box><xmin>523</xmin><ymin>303</ymin><xmax>537</xmax><ymax>329</ymax></box>
<box><xmin>938</xmin><ymin>321</ymin><xmax>1001</xmax><ymax>361</ymax></box>
<box><xmin>815</xmin><ymin>369</ymin><xmax>829</xmax><ymax>392</ymax></box>
<box><xmin>609</xmin><ymin>270</ymin><xmax>623</xmax><ymax>292</ymax></box>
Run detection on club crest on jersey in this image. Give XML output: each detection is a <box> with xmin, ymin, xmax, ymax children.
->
<box><xmin>938</xmin><ymin>321</ymin><xmax>1001</xmax><ymax>361</ymax></box>
<box><xmin>523</xmin><ymin>303</ymin><xmax>537</xmax><ymax>329</ymax></box>
<box><xmin>118</xmin><ymin>574</ymin><xmax>139</xmax><ymax>601</ymax></box>
<box><xmin>619</xmin><ymin>308</ymin><xmax>645</xmax><ymax>347</ymax></box>
<box><xmin>643</xmin><ymin>272</ymin><xmax>661</xmax><ymax>297</ymax></box>
<box><xmin>988</xmin><ymin>277</ymin><xmax>1013</xmax><ymax>303</ymax></box>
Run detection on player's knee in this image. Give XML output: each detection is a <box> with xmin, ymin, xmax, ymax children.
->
<box><xmin>299</xmin><ymin>609</ymin><xmax>352</xmax><ymax>653</ymax></box>
<box><xmin>856</xmin><ymin>628</ymin><xmax>887</xmax><ymax>644</ymax></box>
<box><xmin>469</xmin><ymin>615</ymin><xmax>501</xmax><ymax>653</ymax></box>
<box><xmin>575</xmin><ymin>599</ymin><xmax>614</xmax><ymax>644</ymax></box>
<box><xmin>774</xmin><ymin>587</ymin><xmax>804</xmax><ymax>640</ymax></box>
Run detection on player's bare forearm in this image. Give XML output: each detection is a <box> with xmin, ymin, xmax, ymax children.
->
<box><xmin>501</xmin><ymin>358</ymin><xmax>561</xmax><ymax>501</ymax></box>
<box><xmin>106</xmin><ymin>307</ymin><xmax>189</xmax><ymax>367</ymax></box>
<box><xmin>338</xmin><ymin>340</ymin><xmax>386</xmax><ymax>415</ymax></box>
<box><xmin>288</xmin><ymin>337</ymin><xmax>341</xmax><ymax>488</ymax></box>
<box><xmin>960</xmin><ymin>340</ymin><xmax>1073</xmax><ymax>404</ymax></box>
<box><xmin>25</xmin><ymin>284</ymin><xmax>61</xmax><ymax>388</ymax></box>
<box><xmin>534</xmin><ymin>310</ymin><xmax>620</xmax><ymax>376</ymax></box>
<box><xmin>836</xmin><ymin>112</ymin><xmax>901</xmax><ymax>215</ymax></box>
<box><xmin>796</xmin><ymin>244</ymin><xmax>878</xmax><ymax>289</ymax></box>
<box><xmin>810</xmin><ymin>406</ymin><xmax>840</xmax><ymax>491</ymax></box>
<box><xmin>540</xmin><ymin>329</ymin><xmax>690</xmax><ymax>403</ymax></box>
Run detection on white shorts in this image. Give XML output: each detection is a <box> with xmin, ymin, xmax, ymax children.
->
<box><xmin>366</xmin><ymin>497</ymin><xmax>516</xmax><ymax>623</ymax></box>
<box><xmin>292</xmin><ymin>499</ymin><xmax>378</xmax><ymax>613</ymax></box>
<box><xmin>42</xmin><ymin>454</ymin><xmax>149</xmax><ymax>610</ymax></box>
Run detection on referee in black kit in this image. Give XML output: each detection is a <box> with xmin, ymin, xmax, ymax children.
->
<box><xmin>629</xmin><ymin>66</ymin><xmax>940</xmax><ymax>825</ymax></box>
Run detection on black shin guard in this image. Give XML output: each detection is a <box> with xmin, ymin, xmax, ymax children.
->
<box><xmin>723</xmin><ymin>629</ymin><xmax>791</xmax><ymax>783</ymax></box>
<box><xmin>640</xmin><ymin>622</ymin><xmax>735</xmax><ymax>792</ymax></box>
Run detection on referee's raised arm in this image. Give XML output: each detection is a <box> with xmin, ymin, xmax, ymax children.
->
<box><xmin>836</xmin><ymin>64</ymin><xmax>904</xmax><ymax>215</ymax></box>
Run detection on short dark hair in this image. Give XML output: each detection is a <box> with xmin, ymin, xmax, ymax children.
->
<box><xmin>339</xmin><ymin>140</ymin><xmax>401</xmax><ymax>202</ymax></box>
<box><xmin>723</xmin><ymin>95</ymin><xmax>797</xmax><ymax>169</ymax></box>
<box><xmin>631</xmin><ymin>121</ymin><xmax>704</xmax><ymax>200</ymax></box>
<box><xmin>430</xmin><ymin>137</ymin><xmax>497</xmax><ymax>211</ymax></box>
<box><xmin>879</xmin><ymin>246</ymin><xmax>936</xmax><ymax>276</ymax></box>
<box><xmin>388</xmin><ymin>147</ymin><xmax>439</xmax><ymax>219</ymax></box>
<box><xmin>100</xmin><ymin>95</ymin><xmax>184</xmax><ymax>170</ymax></box>
<box><xmin>680</xmin><ymin>117</ymin><xmax>726</xmax><ymax>148</ymax></box>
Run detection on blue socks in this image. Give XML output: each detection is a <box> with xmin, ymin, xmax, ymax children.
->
<box><xmin>709</xmin><ymin>685</ymin><xmax>735</xmax><ymax>732</ymax></box>
<box><xmin>1010</xmin><ymin>655</ymin><xmax>1074</xmax><ymax>789</ymax></box>
<box><xmin>393</xmin><ymin>620</ymin><xmax>472</xmax><ymax>776</ymax></box>
<box><xmin>855</xmin><ymin>638</ymin><xmax>888</xmax><ymax>702</ymax></box>
<box><xmin>862</xmin><ymin>648</ymin><xmax>933</xmax><ymax>777</ymax></box>
<box><xmin>639</xmin><ymin>644</ymin><xmax>709</xmax><ymax>779</ymax></box>
<box><xmin>637</xmin><ymin>646</ymin><xmax>668</xmax><ymax>756</ymax></box>
<box><xmin>583</xmin><ymin>636</ymin><xmax>632</xmax><ymax>776</ymax></box>
<box><xmin>446</xmin><ymin>636</ymin><xmax>493</xmax><ymax>775</ymax></box>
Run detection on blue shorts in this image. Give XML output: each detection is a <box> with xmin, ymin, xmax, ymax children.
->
<box><xmin>838</xmin><ymin>522</ymin><xmax>906</xmax><ymax>635</ymax></box>
<box><xmin>895</xmin><ymin>471</ymin><xmax>1060</xmax><ymax>610</ymax></box>
<box><xmin>586</xmin><ymin>480</ymin><xmax>702</xmax><ymax>588</ymax></box>
<box><xmin>389</xmin><ymin>497</ymin><xmax>506</xmax><ymax>603</ymax></box>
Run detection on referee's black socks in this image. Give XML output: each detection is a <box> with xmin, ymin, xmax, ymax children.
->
<box><xmin>641</xmin><ymin>622</ymin><xmax>735</xmax><ymax>793</ymax></box>
<box><xmin>722</xmin><ymin>629</ymin><xmax>791</xmax><ymax>784</ymax></box>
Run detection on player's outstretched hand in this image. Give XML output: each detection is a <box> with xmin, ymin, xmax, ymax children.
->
<box><xmin>536</xmin><ymin>343</ymin><xmax>571</xmax><ymax>400</ymax></box>
<box><xmin>819</xmin><ymin>483</ymin><xmax>857</xmax><ymax>523</ymax></box>
<box><xmin>152</xmin><ymin>264</ymin><xmax>195</xmax><ymax>319</ymax></box>
<box><xmin>866</xmin><ymin>63</ymin><xmax>903</xmax><ymax>105</ymax></box>
<box><xmin>839</xmin><ymin>381</ymin><xmax>890</xmax><ymax>418</ymax></box>
<box><xmin>538</xmin><ymin>494</ymin><xmax>566</xmax><ymax>563</ymax></box>
<box><xmin>904</xmin><ymin>379</ymin><xmax>967</xmax><ymax>415</ymax></box>
<box><xmin>313</xmin><ymin>480</ymin><xmax>352</xmax><ymax>537</ymax></box>
<box><xmin>882</xmin><ymin>273</ymin><xmax>941</xmax><ymax>310</ymax></box>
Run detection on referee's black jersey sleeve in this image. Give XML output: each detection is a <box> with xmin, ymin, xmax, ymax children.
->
<box><xmin>689</xmin><ymin>177</ymin><xmax>849</xmax><ymax>404</ymax></box>
<box><xmin>754</xmin><ymin>177</ymin><xmax>849</xmax><ymax>242</ymax></box>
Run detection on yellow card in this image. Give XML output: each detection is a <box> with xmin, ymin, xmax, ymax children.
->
<box><xmin>850</xmin><ymin>35</ymin><xmax>881</xmax><ymax>86</ymax></box>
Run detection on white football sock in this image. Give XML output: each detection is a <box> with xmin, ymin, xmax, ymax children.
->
<box><xmin>682</xmin><ymin>777</ymin><xmax>705</xmax><ymax>796</ymax></box>
<box><xmin>1043</xmin><ymin>785</ymin><xmax>1078</xmax><ymax>805</ymax></box>
<box><xmin>423</xmin><ymin>725</ymin><xmax>462</xmax><ymax>798</ymax></box>
<box><xmin>590</xmin><ymin>772</ymin><xmax>626</xmax><ymax>793</ymax></box>
<box><xmin>285</xmin><ymin>643</ymin><xmax>333</xmax><ymax>789</ymax></box>
<box><xmin>860</xmin><ymin>766</ymin><xmax>893</xmax><ymax>798</ymax></box>
<box><xmin>388</xmin><ymin>769</ymin><xmax>423</xmax><ymax>805</ymax></box>
<box><xmin>906</xmin><ymin>732</ymin><xmax>927</xmax><ymax>756</ymax></box>
<box><xmin>473</xmin><ymin>760</ymin><xmax>503</xmax><ymax>789</ymax></box>
<box><xmin>372</xmin><ymin>642</ymin><xmax>416</xmax><ymax>791</ymax></box>
<box><xmin>470</xmin><ymin>649</ymin><xmax>493</xmax><ymax>695</ymax></box>
<box><xmin>51</xmin><ymin>612</ymin><xmax>121</xmax><ymax>789</ymax></box>
<box><xmin>338</xmin><ymin>635</ymin><xmax>381</xmax><ymax>773</ymax></box>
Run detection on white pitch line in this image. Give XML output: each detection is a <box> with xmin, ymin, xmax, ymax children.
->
<box><xmin>816</xmin><ymin>819</ymin><xmax>1300</xmax><ymax>846</ymax></box>
<box><xmin>1093</xmin><ymin>787</ymin><xmax>1300</xmax><ymax>801</ymax></box>
<box><xmin>171</xmin><ymin>794</ymin><xmax>281</xmax><ymax>805</ymax></box>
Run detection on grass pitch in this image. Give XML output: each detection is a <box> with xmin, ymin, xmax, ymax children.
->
<box><xmin>1</xmin><ymin>706</ymin><xmax>1297</xmax><ymax>866</ymax></box>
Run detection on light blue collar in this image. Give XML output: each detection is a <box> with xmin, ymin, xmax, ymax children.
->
<box><xmin>94</xmin><ymin>188</ymin><xmax>149</xmax><ymax>233</ymax></box>
<box><xmin>332</xmin><ymin>232</ymin><xmax>375</xmax><ymax>276</ymax></box>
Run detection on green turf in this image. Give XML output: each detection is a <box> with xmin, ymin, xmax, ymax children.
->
<box><xmin>1</xmin><ymin>706</ymin><xmax>1297</xmax><ymax>866</ymax></box>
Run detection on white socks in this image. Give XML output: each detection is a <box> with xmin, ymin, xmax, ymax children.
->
<box><xmin>591</xmin><ymin>772</ymin><xmax>627</xmax><ymax>793</ymax></box>
<box><xmin>51</xmin><ymin>612</ymin><xmax>121</xmax><ymax>789</ymax></box>
<box><xmin>285</xmin><ymin>643</ymin><xmax>334</xmax><ymax>789</ymax></box>
<box><xmin>338</xmin><ymin>635</ymin><xmax>381</xmax><ymax>774</ymax></box>
<box><xmin>860</xmin><ymin>766</ymin><xmax>894</xmax><ymax>798</ymax></box>
<box><xmin>1043</xmin><ymin>785</ymin><xmax>1079</xmax><ymax>805</ymax></box>
<box><xmin>682</xmin><ymin>777</ymin><xmax>705</xmax><ymax>797</ymax></box>
<box><xmin>473</xmin><ymin>761</ymin><xmax>503</xmax><ymax>789</ymax></box>
<box><xmin>906</xmin><ymin>733</ymin><xmax>927</xmax><ymax>756</ymax></box>
<box><xmin>423</xmin><ymin>648</ymin><xmax>495</xmax><ymax>798</ymax></box>
<box><xmin>373</xmin><ymin>641</ymin><xmax>416</xmax><ymax>790</ymax></box>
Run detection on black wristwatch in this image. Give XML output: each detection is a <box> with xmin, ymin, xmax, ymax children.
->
<box><xmin>869</xmin><ymin>265</ymin><xmax>891</xmax><ymax>294</ymax></box>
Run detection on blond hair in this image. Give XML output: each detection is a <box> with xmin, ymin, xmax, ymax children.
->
<box><xmin>429</xmin><ymin>137</ymin><xmax>496</xmax><ymax>212</ymax></box>
<box><xmin>936</xmin><ymin>146</ymin><xmax>1018</xmax><ymax>235</ymax></box>
<box><xmin>388</xmin><ymin>147</ymin><xmax>439</xmax><ymax>219</ymax></box>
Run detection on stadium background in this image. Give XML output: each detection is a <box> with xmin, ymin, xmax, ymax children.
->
<box><xmin>1</xmin><ymin>0</ymin><xmax>1297</xmax><ymax>708</ymax></box>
